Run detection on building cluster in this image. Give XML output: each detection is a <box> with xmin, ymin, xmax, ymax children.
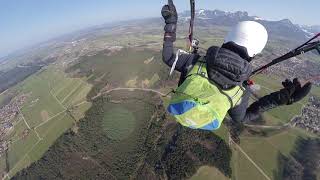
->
<box><xmin>251</xmin><ymin>47</ymin><xmax>320</xmax><ymax>86</ymax></box>
<box><xmin>0</xmin><ymin>94</ymin><xmax>28</xmax><ymax>157</ymax></box>
<box><xmin>292</xmin><ymin>96</ymin><xmax>320</xmax><ymax>135</ymax></box>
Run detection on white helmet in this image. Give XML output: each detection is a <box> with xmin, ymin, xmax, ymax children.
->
<box><xmin>224</xmin><ymin>21</ymin><xmax>268</xmax><ymax>57</ymax></box>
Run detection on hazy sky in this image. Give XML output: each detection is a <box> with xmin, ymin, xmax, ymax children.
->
<box><xmin>1</xmin><ymin>0</ymin><xmax>319</xmax><ymax>57</ymax></box>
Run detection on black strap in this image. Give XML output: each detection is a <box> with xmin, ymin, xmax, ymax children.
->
<box><xmin>251</xmin><ymin>34</ymin><xmax>320</xmax><ymax>76</ymax></box>
<box><xmin>188</xmin><ymin>0</ymin><xmax>195</xmax><ymax>48</ymax></box>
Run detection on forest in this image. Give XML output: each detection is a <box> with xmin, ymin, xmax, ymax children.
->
<box><xmin>0</xmin><ymin>66</ymin><xmax>42</xmax><ymax>93</ymax></box>
<box><xmin>12</xmin><ymin>89</ymin><xmax>233</xmax><ymax>179</ymax></box>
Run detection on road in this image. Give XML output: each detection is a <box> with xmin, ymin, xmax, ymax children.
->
<box><xmin>92</xmin><ymin>87</ymin><xmax>169</xmax><ymax>100</ymax></box>
<box><xmin>244</xmin><ymin>123</ymin><xmax>291</xmax><ymax>129</ymax></box>
<box><xmin>49</xmin><ymin>90</ymin><xmax>67</xmax><ymax>110</ymax></box>
<box><xmin>17</xmin><ymin>106</ymin><xmax>31</xmax><ymax>130</ymax></box>
<box><xmin>0</xmin><ymin>89</ymin><xmax>8</xmax><ymax>96</ymax></box>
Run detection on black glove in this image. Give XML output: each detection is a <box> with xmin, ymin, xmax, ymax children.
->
<box><xmin>161</xmin><ymin>0</ymin><xmax>178</xmax><ymax>41</ymax></box>
<box><xmin>243</xmin><ymin>78</ymin><xmax>311</xmax><ymax>123</ymax></box>
<box><xmin>279</xmin><ymin>78</ymin><xmax>312</xmax><ymax>105</ymax></box>
<box><xmin>161</xmin><ymin>0</ymin><xmax>178</xmax><ymax>24</ymax></box>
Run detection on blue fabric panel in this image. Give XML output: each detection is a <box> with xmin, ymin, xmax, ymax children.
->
<box><xmin>167</xmin><ymin>100</ymin><xmax>197</xmax><ymax>115</ymax></box>
<box><xmin>198</xmin><ymin>119</ymin><xmax>220</xmax><ymax>131</ymax></box>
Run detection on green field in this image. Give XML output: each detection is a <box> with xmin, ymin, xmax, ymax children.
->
<box><xmin>8</xmin><ymin>131</ymin><xmax>39</xmax><ymax>173</ymax></box>
<box><xmin>232</xmin><ymin>147</ymin><xmax>267</xmax><ymax>180</ymax></box>
<box><xmin>19</xmin><ymin>75</ymin><xmax>65</xmax><ymax>127</ymax></box>
<box><xmin>1</xmin><ymin>65</ymin><xmax>92</xmax><ymax>178</ymax></box>
<box><xmin>69</xmin><ymin>48</ymin><xmax>167</xmax><ymax>90</ymax></box>
<box><xmin>69</xmin><ymin>101</ymin><xmax>92</xmax><ymax>121</ymax></box>
<box><xmin>147</xmin><ymin>73</ymin><xmax>161</xmax><ymax>87</ymax></box>
<box><xmin>56</xmin><ymin>80</ymin><xmax>81</xmax><ymax>102</ymax></box>
<box><xmin>240</xmin><ymin>137</ymin><xmax>279</xmax><ymax>178</ymax></box>
<box><xmin>7</xmin><ymin>116</ymin><xmax>25</xmax><ymax>142</ymax></box>
<box><xmin>0</xmin><ymin>91</ymin><xmax>7</xmax><ymax>106</ymax></box>
<box><xmin>0</xmin><ymin>155</ymin><xmax>7</xmax><ymax>178</ymax></box>
<box><xmin>29</xmin><ymin>113</ymin><xmax>74</xmax><ymax>163</ymax></box>
<box><xmin>103</xmin><ymin>106</ymin><xmax>136</xmax><ymax>140</ymax></box>
<box><xmin>190</xmin><ymin>166</ymin><xmax>229</xmax><ymax>180</ymax></box>
<box><xmin>61</xmin><ymin>82</ymin><xmax>92</xmax><ymax>107</ymax></box>
<box><xmin>236</xmin><ymin>128</ymin><xmax>317</xmax><ymax>179</ymax></box>
<box><xmin>311</xmin><ymin>86</ymin><xmax>320</xmax><ymax>97</ymax></box>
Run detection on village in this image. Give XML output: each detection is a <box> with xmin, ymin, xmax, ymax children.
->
<box><xmin>292</xmin><ymin>96</ymin><xmax>320</xmax><ymax>135</ymax></box>
<box><xmin>0</xmin><ymin>94</ymin><xmax>28</xmax><ymax>157</ymax></box>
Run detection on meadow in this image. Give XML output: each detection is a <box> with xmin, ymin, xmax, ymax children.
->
<box><xmin>12</xmin><ymin>90</ymin><xmax>164</xmax><ymax>179</ymax></box>
<box><xmin>190</xmin><ymin>166</ymin><xmax>229</xmax><ymax>180</ymax></box>
<box><xmin>103</xmin><ymin>106</ymin><xmax>136</xmax><ymax>140</ymax></box>
<box><xmin>237</xmin><ymin>128</ymin><xmax>317</xmax><ymax>179</ymax></box>
<box><xmin>68</xmin><ymin>48</ymin><xmax>167</xmax><ymax>88</ymax></box>
<box><xmin>2</xmin><ymin>65</ymin><xmax>92</xmax><ymax>178</ymax></box>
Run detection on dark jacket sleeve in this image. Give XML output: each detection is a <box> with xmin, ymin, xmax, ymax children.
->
<box><xmin>228</xmin><ymin>87</ymin><xmax>285</xmax><ymax>123</ymax></box>
<box><xmin>162</xmin><ymin>40</ymin><xmax>195</xmax><ymax>72</ymax></box>
<box><xmin>241</xmin><ymin>91</ymin><xmax>284</xmax><ymax>122</ymax></box>
<box><xmin>228</xmin><ymin>89</ymin><xmax>250</xmax><ymax>122</ymax></box>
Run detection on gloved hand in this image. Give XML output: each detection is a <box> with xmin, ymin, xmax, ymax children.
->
<box><xmin>161</xmin><ymin>0</ymin><xmax>178</xmax><ymax>24</ymax></box>
<box><xmin>161</xmin><ymin>0</ymin><xmax>178</xmax><ymax>41</ymax></box>
<box><xmin>279</xmin><ymin>78</ymin><xmax>312</xmax><ymax>105</ymax></box>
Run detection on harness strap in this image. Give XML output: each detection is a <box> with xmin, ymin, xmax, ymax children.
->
<box><xmin>197</xmin><ymin>62</ymin><xmax>207</xmax><ymax>78</ymax></box>
<box><xmin>170</xmin><ymin>49</ymin><xmax>189</xmax><ymax>76</ymax></box>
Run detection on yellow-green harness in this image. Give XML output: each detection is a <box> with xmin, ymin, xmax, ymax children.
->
<box><xmin>167</xmin><ymin>59</ymin><xmax>244</xmax><ymax>131</ymax></box>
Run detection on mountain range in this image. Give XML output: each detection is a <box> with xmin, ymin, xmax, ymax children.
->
<box><xmin>180</xmin><ymin>9</ymin><xmax>319</xmax><ymax>41</ymax></box>
<box><xmin>2</xmin><ymin>9</ymin><xmax>319</xmax><ymax>69</ymax></box>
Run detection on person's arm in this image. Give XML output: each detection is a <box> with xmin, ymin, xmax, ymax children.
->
<box><xmin>242</xmin><ymin>78</ymin><xmax>312</xmax><ymax>123</ymax></box>
<box><xmin>242</xmin><ymin>91</ymin><xmax>282</xmax><ymax>122</ymax></box>
<box><xmin>161</xmin><ymin>0</ymin><xmax>195</xmax><ymax>72</ymax></box>
<box><xmin>228</xmin><ymin>89</ymin><xmax>250</xmax><ymax>122</ymax></box>
<box><xmin>162</xmin><ymin>40</ymin><xmax>195</xmax><ymax>72</ymax></box>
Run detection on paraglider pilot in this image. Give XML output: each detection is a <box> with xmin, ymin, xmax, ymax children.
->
<box><xmin>161</xmin><ymin>0</ymin><xmax>312</xmax><ymax>131</ymax></box>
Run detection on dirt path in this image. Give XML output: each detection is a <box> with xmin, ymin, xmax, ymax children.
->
<box><xmin>230</xmin><ymin>139</ymin><xmax>271</xmax><ymax>180</ymax></box>
<box><xmin>49</xmin><ymin>90</ymin><xmax>67</xmax><ymax>110</ymax></box>
<box><xmin>7</xmin><ymin>140</ymin><xmax>41</xmax><ymax>178</ymax></box>
<box><xmin>61</xmin><ymin>81</ymin><xmax>83</xmax><ymax>104</ymax></box>
<box><xmin>35</xmin><ymin>110</ymin><xmax>67</xmax><ymax>129</ymax></box>
<box><xmin>244</xmin><ymin>123</ymin><xmax>290</xmax><ymax>129</ymax></box>
<box><xmin>18</xmin><ymin>106</ymin><xmax>42</xmax><ymax>141</ymax></box>
<box><xmin>92</xmin><ymin>87</ymin><xmax>168</xmax><ymax>100</ymax></box>
<box><xmin>0</xmin><ymin>89</ymin><xmax>8</xmax><ymax>96</ymax></box>
<box><xmin>17</xmin><ymin>106</ymin><xmax>30</xmax><ymax>130</ymax></box>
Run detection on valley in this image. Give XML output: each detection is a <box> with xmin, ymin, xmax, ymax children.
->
<box><xmin>0</xmin><ymin>9</ymin><xmax>319</xmax><ymax>180</ymax></box>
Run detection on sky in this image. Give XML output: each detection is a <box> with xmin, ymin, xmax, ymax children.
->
<box><xmin>0</xmin><ymin>0</ymin><xmax>319</xmax><ymax>57</ymax></box>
